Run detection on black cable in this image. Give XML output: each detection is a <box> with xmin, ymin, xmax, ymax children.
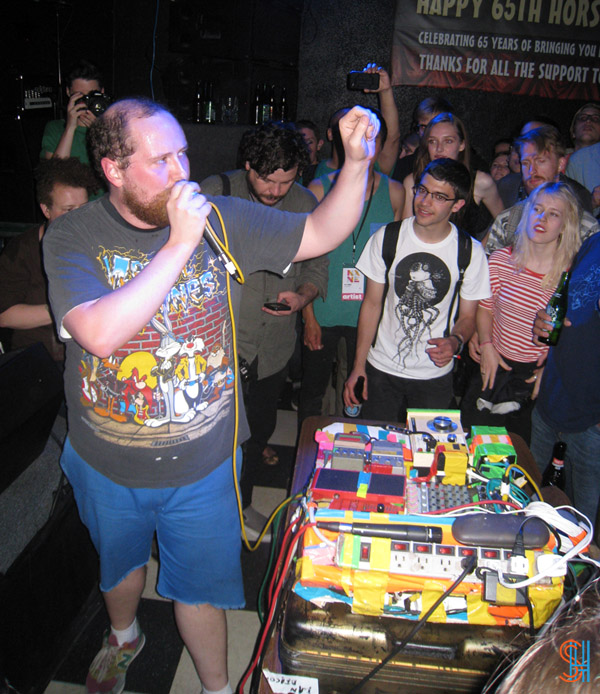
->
<box><xmin>523</xmin><ymin>591</ymin><xmax>535</xmax><ymax>637</ymax></box>
<box><xmin>258</xmin><ymin>506</ymin><xmax>284</xmax><ymax>624</ymax></box>
<box><xmin>515</xmin><ymin>514</ymin><xmax>542</xmax><ymax>544</ymax></box>
<box><xmin>348</xmin><ymin>556</ymin><xmax>477</xmax><ymax>693</ymax></box>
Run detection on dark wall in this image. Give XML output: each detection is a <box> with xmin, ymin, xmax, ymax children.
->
<box><xmin>0</xmin><ymin>0</ymin><xmax>303</xmax><ymax>221</ymax></box>
<box><xmin>2</xmin><ymin>1</ymin><xmax>115</xmax><ymax>104</ymax></box>
<box><xmin>0</xmin><ymin>0</ymin><xmax>592</xmax><ymax>187</ymax></box>
<box><xmin>297</xmin><ymin>0</ymin><xmax>590</xmax><ymax>163</ymax></box>
<box><xmin>2</xmin><ymin>0</ymin><xmax>302</xmax><ymax>120</ymax></box>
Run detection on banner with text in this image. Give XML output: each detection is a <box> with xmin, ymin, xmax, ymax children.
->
<box><xmin>391</xmin><ymin>0</ymin><xmax>600</xmax><ymax>100</ymax></box>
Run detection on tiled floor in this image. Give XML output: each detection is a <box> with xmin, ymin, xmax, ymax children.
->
<box><xmin>43</xmin><ymin>408</ymin><xmax>299</xmax><ymax>694</ymax></box>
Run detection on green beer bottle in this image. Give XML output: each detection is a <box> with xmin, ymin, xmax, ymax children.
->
<box><xmin>540</xmin><ymin>271</ymin><xmax>570</xmax><ymax>346</ymax></box>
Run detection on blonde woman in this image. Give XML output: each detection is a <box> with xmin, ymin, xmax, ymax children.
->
<box><xmin>461</xmin><ymin>181</ymin><xmax>582</xmax><ymax>442</ymax></box>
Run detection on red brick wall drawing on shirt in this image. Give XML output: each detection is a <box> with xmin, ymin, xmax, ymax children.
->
<box><xmin>76</xmin><ymin>247</ymin><xmax>235</xmax><ymax>448</ymax></box>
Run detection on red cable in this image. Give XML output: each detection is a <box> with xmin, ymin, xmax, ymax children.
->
<box><xmin>237</xmin><ymin>522</ymin><xmax>312</xmax><ymax>693</ymax></box>
<box><xmin>267</xmin><ymin>515</ymin><xmax>302</xmax><ymax>604</ymax></box>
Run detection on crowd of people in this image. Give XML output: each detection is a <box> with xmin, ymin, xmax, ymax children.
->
<box><xmin>0</xmin><ymin>58</ymin><xmax>599</xmax><ymax>694</ymax></box>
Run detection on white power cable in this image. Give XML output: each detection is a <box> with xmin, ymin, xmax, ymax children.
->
<box><xmin>498</xmin><ymin>504</ymin><xmax>598</xmax><ymax>590</ymax></box>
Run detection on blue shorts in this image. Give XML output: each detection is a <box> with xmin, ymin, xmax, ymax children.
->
<box><xmin>61</xmin><ymin>437</ymin><xmax>245</xmax><ymax>608</ymax></box>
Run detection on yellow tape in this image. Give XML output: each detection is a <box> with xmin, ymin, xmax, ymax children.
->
<box><xmin>369</xmin><ymin>537</ymin><xmax>392</xmax><ymax>572</ymax></box>
<box><xmin>496</xmin><ymin>583</ymin><xmax>520</xmax><ymax>606</ymax></box>
<box><xmin>527</xmin><ymin>580</ymin><xmax>564</xmax><ymax>627</ymax></box>
<box><xmin>419</xmin><ymin>590</ymin><xmax>447</xmax><ymax>623</ymax></box>
<box><xmin>352</xmin><ymin>570</ymin><xmax>388</xmax><ymax>616</ymax></box>
<box><xmin>466</xmin><ymin>592</ymin><xmax>497</xmax><ymax>626</ymax></box>
<box><xmin>356</xmin><ymin>483</ymin><xmax>368</xmax><ymax>498</ymax></box>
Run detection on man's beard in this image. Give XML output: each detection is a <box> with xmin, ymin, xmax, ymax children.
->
<box><xmin>246</xmin><ymin>177</ymin><xmax>281</xmax><ymax>207</ymax></box>
<box><xmin>122</xmin><ymin>183</ymin><xmax>171</xmax><ymax>228</ymax></box>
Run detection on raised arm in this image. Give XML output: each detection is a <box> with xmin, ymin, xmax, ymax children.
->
<box><xmin>295</xmin><ymin>106</ymin><xmax>378</xmax><ymax>261</ymax></box>
<box><xmin>362</xmin><ymin>64</ymin><xmax>400</xmax><ymax>176</ymax></box>
<box><xmin>61</xmin><ymin>182</ymin><xmax>212</xmax><ymax>357</ymax></box>
<box><xmin>47</xmin><ymin>92</ymin><xmax>97</xmax><ymax>159</ymax></box>
<box><xmin>474</xmin><ymin>170</ymin><xmax>504</xmax><ymax>219</ymax></box>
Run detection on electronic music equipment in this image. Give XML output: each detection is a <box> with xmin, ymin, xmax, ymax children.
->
<box><xmin>310</xmin><ymin>468</ymin><xmax>406</xmax><ymax>506</ymax></box>
<box><xmin>294</xmin><ymin>415</ymin><xmax>568</xmax><ymax>630</ymax></box>
<box><xmin>279</xmin><ymin>588</ymin><xmax>530</xmax><ymax>694</ymax></box>
<box><xmin>1</xmin><ymin>73</ymin><xmax>57</xmax><ymax>116</ymax></box>
<box><xmin>271</xmin><ymin>414</ymin><xmax>591</xmax><ymax>694</ymax></box>
<box><xmin>298</xmin><ymin>509</ymin><xmax>561</xmax><ymax>626</ymax></box>
<box><xmin>405</xmin><ymin>479</ymin><xmax>474</xmax><ymax>513</ymax></box>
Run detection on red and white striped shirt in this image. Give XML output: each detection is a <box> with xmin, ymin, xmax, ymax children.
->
<box><xmin>480</xmin><ymin>247</ymin><xmax>551</xmax><ymax>363</ymax></box>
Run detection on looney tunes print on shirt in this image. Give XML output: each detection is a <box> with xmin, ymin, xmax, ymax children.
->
<box><xmin>77</xmin><ymin>244</ymin><xmax>235</xmax><ymax>450</ymax></box>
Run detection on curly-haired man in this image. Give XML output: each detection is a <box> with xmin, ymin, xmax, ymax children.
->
<box><xmin>200</xmin><ymin>121</ymin><xmax>327</xmax><ymax>539</ymax></box>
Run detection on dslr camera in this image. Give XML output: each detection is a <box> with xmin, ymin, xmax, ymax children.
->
<box><xmin>75</xmin><ymin>91</ymin><xmax>112</xmax><ymax>116</ymax></box>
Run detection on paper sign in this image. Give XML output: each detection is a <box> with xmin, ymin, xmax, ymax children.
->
<box><xmin>263</xmin><ymin>668</ymin><xmax>319</xmax><ymax>694</ymax></box>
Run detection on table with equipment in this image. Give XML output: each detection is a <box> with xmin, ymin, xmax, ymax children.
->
<box><xmin>253</xmin><ymin>413</ymin><xmax>589</xmax><ymax>694</ymax></box>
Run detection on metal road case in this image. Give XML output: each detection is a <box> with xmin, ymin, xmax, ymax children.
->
<box><xmin>279</xmin><ymin>589</ymin><xmax>529</xmax><ymax>693</ymax></box>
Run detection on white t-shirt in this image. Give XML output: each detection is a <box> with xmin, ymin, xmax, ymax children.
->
<box><xmin>356</xmin><ymin>218</ymin><xmax>491</xmax><ymax>380</ymax></box>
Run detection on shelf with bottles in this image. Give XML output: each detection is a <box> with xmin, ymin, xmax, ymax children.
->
<box><xmin>191</xmin><ymin>80</ymin><xmax>238</xmax><ymax>125</ymax></box>
<box><xmin>251</xmin><ymin>83</ymin><xmax>289</xmax><ymax>125</ymax></box>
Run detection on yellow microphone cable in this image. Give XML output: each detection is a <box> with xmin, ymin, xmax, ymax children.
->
<box><xmin>207</xmin><ymin>202</ymin><xmax>280</xmax><ymax>551</ymax></box>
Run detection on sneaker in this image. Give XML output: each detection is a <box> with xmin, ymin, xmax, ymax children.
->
<box><xmin>86</xmin><ymin>629</ymin><xmax>146</xmax><ymax>694</ymax></box>
<box><xmin>242</xmin><ymin>506</ymin><xmax>272</xmax><ymax>542</ymax></box>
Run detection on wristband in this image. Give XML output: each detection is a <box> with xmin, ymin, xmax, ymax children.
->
<box><xmin>479</xmin><ymin>340</ymin><xmax>493</xmax><ymax>347</ymax></box>
<box><xmin>451</xmin><ymin>334</ymin><xmax>464</xmax><ymax>355</ymax></box>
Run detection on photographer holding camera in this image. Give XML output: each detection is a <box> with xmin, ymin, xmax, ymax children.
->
<box><xmin>41</xmin><ymin>59</ymin><xmax>109</xmax><ymax>171</ymax></box>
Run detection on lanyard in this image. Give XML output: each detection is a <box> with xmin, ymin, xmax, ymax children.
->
<box><xmin>352</xmin><ymin>177</ymin><xmax>376</xmax><ymax>264</ymax></box>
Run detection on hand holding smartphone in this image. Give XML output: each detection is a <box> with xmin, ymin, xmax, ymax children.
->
<box><xmin>263</xmin><ymin>301</ymin><xmax>290</xmax><ymax>312</ymax></box>
<box><xmin>347</xmin><ymin>71</ymin><xmax>380</xmax><ymax>91</ymax></box>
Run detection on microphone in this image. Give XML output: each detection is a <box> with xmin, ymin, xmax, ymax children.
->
<box><xmin>203</xmin><ymin>223</ymin><xmax>242</xmax><ymax>283</ymax></box>
<box><xmin>189</xmin><ymin>187</ymin><xmax>242</xmax><ymax>282</ymax></box>
<box><xmin>316</xmin><ymin>521</ymin><xmax>443</xmax><ymax>543</ymax></box>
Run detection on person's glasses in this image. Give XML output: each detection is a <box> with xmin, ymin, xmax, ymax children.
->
<box><xmin>576</xmin><ymin>113</ymin><xmax>600</xmax><ymax>124</ymax></box>
<box><xmin>412</xmin><ymin>184</ymin><xmax>456</xmax><ymax>204</ymax></box>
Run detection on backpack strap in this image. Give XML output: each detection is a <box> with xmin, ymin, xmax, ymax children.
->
<box><xmin>443</xmin><ymin>228</ymin><xmax>472</xmax><ymax>337</ymax></box>
<box><xmin>372</xmin><ymin>220</ymin><xmax>401</xmax><ymax>346</ymax></box>
<box><xmin>219</xmin><ymin>173</ymin><xmax>231</xmax><ymax>196</ymax></box>
<box><xmin>381</xmin><ymin>220</ymin><xmax>401</xmax><ymax>302</ymax></box>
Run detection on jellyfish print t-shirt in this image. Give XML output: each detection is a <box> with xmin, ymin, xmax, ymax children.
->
<box><xmin>357</xmin><ymin>218</ymin><xmax>490</xmax><ymax>380</ymax></box>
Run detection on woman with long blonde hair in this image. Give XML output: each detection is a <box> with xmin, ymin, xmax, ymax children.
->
<box><xmin>461</xmin><ymin>181</ymin><xmax>582</xmax><ymax>442</ymax></box>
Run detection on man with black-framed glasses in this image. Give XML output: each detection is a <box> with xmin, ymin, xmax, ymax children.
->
<box><xmin>344</xmin><ymin>158</ymin><xmax>490</xmax><ymax>422</ymax></box>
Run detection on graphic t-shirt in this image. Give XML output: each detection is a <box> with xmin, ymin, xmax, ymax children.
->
<box><xmin>357</xmin><ymin>217</ymin><xmax>490</xmax><ymax>380</ymax></box>
<box><xmin>43</xmin><ymin>194</ymin><xmax>306</xmax><ymax>488</ymax></box>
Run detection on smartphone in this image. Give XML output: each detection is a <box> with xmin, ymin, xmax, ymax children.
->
<box><xmin>263</xmin><ymin>301</ymin><xmax>290</xmax><ymax>311</ymax></box>
<box><xmin>353</xmin><ymin>376</ymin><xmax>365</xmax><ymax>403</ymax></box>
<box><xmin>347</xmin><ymin>71</ymin><xmax>380</xmax><ymax>91</ymax></box>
